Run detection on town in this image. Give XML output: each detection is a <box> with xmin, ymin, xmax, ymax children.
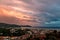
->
<box><xmin>0</xmin><ymin>23</ymin><xmax>60</xmax><ymax>40</ymax></box>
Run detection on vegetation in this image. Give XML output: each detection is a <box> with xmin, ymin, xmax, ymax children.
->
<box><xmin>0</xmin><ymin>23</ymin><xmax>31</xmax><ymax>36</ymax></box>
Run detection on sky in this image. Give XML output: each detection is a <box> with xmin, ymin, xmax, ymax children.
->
<box><xmin>0</xmin><ymin>0</ymin><xmax>60</xmax><ymax>27</ymax></box>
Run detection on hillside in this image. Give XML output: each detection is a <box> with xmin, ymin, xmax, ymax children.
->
<box><xmin>0</xmin><ymin>23</ymin><xmax>32</xmax><ymax>28</ymax></box>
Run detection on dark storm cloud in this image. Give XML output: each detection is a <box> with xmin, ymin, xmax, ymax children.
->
<box><xmin>39</xmin><ymin>0</ymin><xmax>60</xmax><ymax>27</ymax></box>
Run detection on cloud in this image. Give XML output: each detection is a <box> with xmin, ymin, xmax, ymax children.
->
<box><xmin>45</xmin><ymin>21</ymin><xmax>60</xmax><ymax>27</ymax></box>
<box><xmin>0</xmin><ymin>0</ymin><xmax>60</xmax><ymax>27</ymax></box>
<box><xmin>39</xmin><ymin>0</ymin><xmax>60</xmax><ymax>27</ymax></box>
<box><xmin>0</xmin><ymin>6</ymin><xmax>41</xmax><ymax>26</ymax></box>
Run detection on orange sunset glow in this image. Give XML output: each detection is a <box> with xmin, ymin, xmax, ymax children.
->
<box><xmin>0</xmin><ymin>0</ymin><xmax>50</xmax><ymax>27</ymax></box>
<box><xmin>0</xmin><ymin>5</ymin><xmax>40</xmax><ymax>26</ymax></box>
<box><xmin>0</xmin><ymin>0</ymin><xmax>60</xmax><ymax>27</ymax></box>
